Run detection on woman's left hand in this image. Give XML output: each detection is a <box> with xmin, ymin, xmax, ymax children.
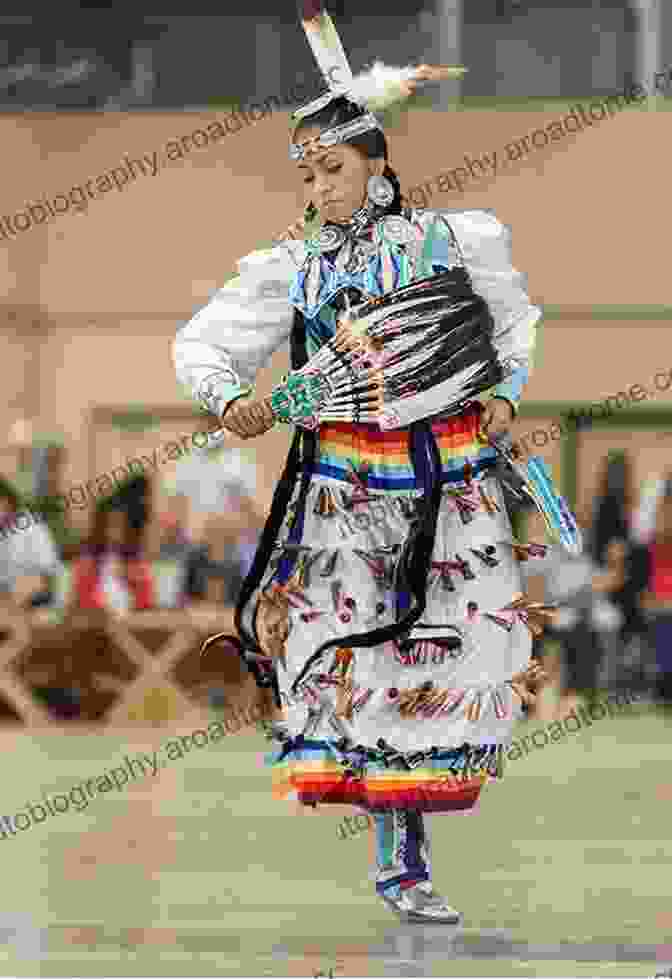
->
<box><xmin>480</xmin><ymin>397</ymin><xmax>514</xmax><ymax>439</ymax></box>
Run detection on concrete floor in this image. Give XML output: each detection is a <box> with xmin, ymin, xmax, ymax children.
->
<box><xmin>0</xmin><ymin>699</ymin><xmax>670</xmax><ymax>977</ymax></box>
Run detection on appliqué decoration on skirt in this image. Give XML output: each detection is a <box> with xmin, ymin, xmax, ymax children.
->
<box><xmin>353</xmin><ymin>546</ymin><xmax>399</xmax><ymax>589</ymax></box>
<box><xmin>392</xmin><ymin>682</ymin><xmax>468</xmax><ymax>718</ymax></box>
<box><xmin>444</xmin><ymin>483</ymin><xmax>481</xmax><ymax>525</ymax></box>
<box><xmin>393</xmin><ymin>636</ymin><xmax>463</xmax><ymax>667</ymax></box>
<box><xmin>464</xmin><ymin>593</ymin><xmax>556</xmax><ymax>637</ymax></box>
<box><xmin>387</xmin><ymin>682</ymin><xmax>512</xmax><ymax>722</ymax></box>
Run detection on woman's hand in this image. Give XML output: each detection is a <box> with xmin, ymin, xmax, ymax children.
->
<box><xmin>481</xmin><ymin>397</ymin><xmax>515</xmax><ymax>440</ymax></box>
<box><xmin>221</xmin><ymin>394</ymin><xmax>276</xmax><ymax>440</ymax></box>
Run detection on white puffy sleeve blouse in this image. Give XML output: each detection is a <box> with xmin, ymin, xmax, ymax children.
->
<box><xmin>173</xmin><ymin>210</ymin><xmax>541</xmax><ymax>426</ymax></box>
<box><xmin>173</xmin><ymin>241</ymin><xmax>303</xmax><ymax>418</ymax></box>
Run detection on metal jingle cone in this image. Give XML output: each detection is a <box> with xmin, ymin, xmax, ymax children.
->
<box><xmin>314</xmin><ymin>486</ymin><xmax>338</xmax><ymax>517</ymax></box>
<box><xmin>478</xmin><ymin>484</ymin><xmax>500</xmax><ymax>514</ymax></box>
<box><xmin>492</xmin><ymin>689</ymin><xmax>507</xmax><ymax>720</ymax></box>
<box><xmin>484</xmin><ymin>613</ymin><xmax>514</xmax><ymax>632</ymax></box>
<box><xmin>440</xmin><ymin>689</ymin><xmax>467</xmax><ymax>716</ymax></box>
<box><xmin>470</xmin><ymin>547</ymin><xmax>499</xmax><ymax>569</ymax></box>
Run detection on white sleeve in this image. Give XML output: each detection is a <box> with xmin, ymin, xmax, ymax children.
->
<box><xmin>446</xmin><ymin>209</ymin><xmax>542</xmax><ymax>409</ymax></box>
<box><xmin>173</xmin><ymin>241</ymin><xmax>304</xmax><ymax>417</ymax></box>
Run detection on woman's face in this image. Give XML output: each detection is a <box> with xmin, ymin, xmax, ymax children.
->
<box><xmin>294</xmin><ymin>128</ymin><xmax>385</xmax><ymax>225</ymax></box>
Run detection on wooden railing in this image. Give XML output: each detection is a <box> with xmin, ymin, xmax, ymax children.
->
<box><xmin>0</xmin><ymin>604</ymin><xmax>248</xmax><ymax>727</ymax></box>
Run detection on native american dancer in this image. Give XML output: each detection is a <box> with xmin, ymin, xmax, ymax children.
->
<box><xmin>173</xmin><ymin>2</ymin><xmax>578</xmax><ymax>922</ymax></box>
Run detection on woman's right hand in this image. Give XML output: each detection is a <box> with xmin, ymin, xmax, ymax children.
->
<box><xmin>221</xmin><ymin>394</ymin><xmax>276</xmax><ymax>440</ymax></box>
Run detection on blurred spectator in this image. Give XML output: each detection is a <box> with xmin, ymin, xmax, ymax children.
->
<box><xmin>642</xmin><ymin>475</ymin><xmax>672</xmax><ymax>706</ymax></box>
<box><xmin>169</xmin><ymin>444</ymin><xmax>259</xmax><ymax>514</ymax></box>
<box><xmin>203</xmin><ymin>507</ymin><xmax>250</xmax><ymax>607</ymax></box>
<box><xmin>166</xmin><ymin>445</ymin><xmax>263</xmax><ymax>605</ymax></box>
<box><xmin>0</xmin><ymin>476</ymin><xmax>64</xmax><ymax>610</ymax></box>
<box><xmin>633</xmin><ymin>473</ymin><xmax>669</xmax><ymax>545</ymax></box>
<box><xmin>589</xmin><ymin>453</ymin><xmax>653</xmax><ymax>692</ymax></box>
<box><xmin>234</xmin><ymin>494</ymin><xmax>263</xmax><ymax>579</ymax></box>
<box><xmin>71</xmin><ymin>503</ymin><xmax>155</xmax><ymax>612</ymax></box>
<box><xmin>522</xmin><ymin>507</ymin><xmax>625</xmax><ymax>718</ymax></box>
<box><xmin>156</xmin><ymin>509</ymin><xmax>210</xmax><ymax>608</ymax></box>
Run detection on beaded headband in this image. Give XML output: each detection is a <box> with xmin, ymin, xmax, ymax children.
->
<box><xmin>289</xmin><ymin>110</ymin><xmax>381</xmax><ymax>161</ymax></box>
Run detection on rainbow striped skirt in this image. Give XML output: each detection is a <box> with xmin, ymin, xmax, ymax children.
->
<box><xmin>261</xmin><ymin>401</ymin><xmax>537</xmax><ymax>813</ymax></box>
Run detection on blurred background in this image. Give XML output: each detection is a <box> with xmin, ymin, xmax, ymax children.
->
<box><xmin>1</xmin><ymin>0</ymin><xmax>670</xmax><ymax>110</ymax></box>
<box><xmin>0</xmin><ymin>2</ymin><xmax>671</xmax><ymax>976</ymax></box>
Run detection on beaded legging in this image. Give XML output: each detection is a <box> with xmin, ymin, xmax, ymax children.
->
<box><xmin>372</xmin><ymin>809</ymin><xmax>432</xmax><ymax>898</ymax></box>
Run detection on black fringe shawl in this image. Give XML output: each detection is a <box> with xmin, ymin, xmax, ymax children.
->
<box><xmin>216</xmin><ymin>307</ymin><xmax>446</xmax><ymax>708</ymax></box>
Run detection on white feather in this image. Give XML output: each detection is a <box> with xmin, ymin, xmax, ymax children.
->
<box><xmin>348</xmin><ymin>60</ymin><xmax>418</xmax><ymax>112</ymax></box>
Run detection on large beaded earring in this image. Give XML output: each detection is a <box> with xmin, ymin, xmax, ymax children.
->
<box><xmin>366</xmin><ymin>174</ymin><xmax>395</xmax><ymax>209</ymax></box>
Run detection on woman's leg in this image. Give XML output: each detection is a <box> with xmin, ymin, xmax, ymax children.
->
<box><xmin>372</xmin><ymin>809</ymin><xmax>431</xmax><ymax>899</ymax></box>
<box><xmin>371</xmin><ymin>809</ymin><xmax>460</xmax><ymax>922</ymax></box>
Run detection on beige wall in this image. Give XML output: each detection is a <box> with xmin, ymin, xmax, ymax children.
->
<box><xmin>0</xmin><ymin>106</ymin><xmax>670</xmax><ymax>521</ymax></box>
<box><xmin>576</xmin><ymin>428</ymin><xmax>672</xmax><ymax>509</ymax></box>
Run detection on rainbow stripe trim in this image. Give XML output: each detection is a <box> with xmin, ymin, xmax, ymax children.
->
<box><xmin>315</xmin><ymin>402</ymin><xmax>497</xmax><ymax>490</ymax></box>
<box><xmin>267</xmin><ymin>740</ymin><xmax>496</xmax><ymax>812</ymax></box>
<box><xmin>273</xmin><ymin>742</ymin><xmax>492</xmax><ymax>812</ymax></box>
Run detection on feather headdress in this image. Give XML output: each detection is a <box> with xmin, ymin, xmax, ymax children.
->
<box><xmin>290</xmin><ymin>0</ymin><xmax>466</xmax><ymax>159</ymax></box>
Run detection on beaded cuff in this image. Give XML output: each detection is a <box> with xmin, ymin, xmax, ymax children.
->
<box><xmin>197</xmin><ymin>370</ymin><xmax>251</xmax><ymax>418</ymax></box>
<box><xmin>269</xmin><ymin>372</ymin><xmax>331</xmax><ymax>428</ymax></box>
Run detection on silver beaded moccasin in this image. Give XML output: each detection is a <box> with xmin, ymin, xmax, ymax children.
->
<box><xmin>380</xmin><ymin>881</ymin><xmax>461</xmax><ymax>924</ymax></box>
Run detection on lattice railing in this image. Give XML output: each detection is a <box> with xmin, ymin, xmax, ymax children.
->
<box><xmin>0</xmin><ymin>606</ymin><xmax>242</xmax><ymax>727</ymax></box>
